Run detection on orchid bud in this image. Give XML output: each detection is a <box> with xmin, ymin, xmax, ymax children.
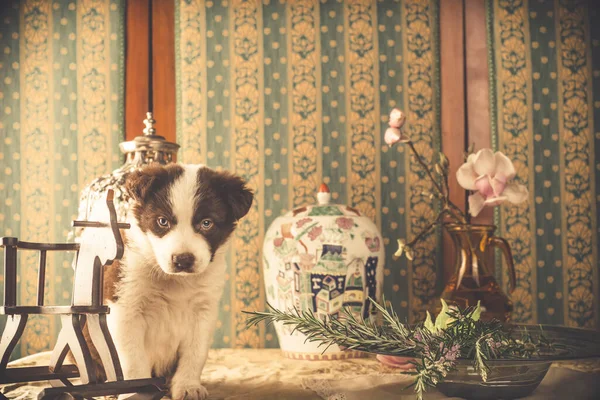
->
<box><xmin>393</xmin><ymin>239</ymin><xmax>406</xmax><ymax>260</ymax></box>
<box><xmin>439</xmin><ymin>153</ymin><xmax>449</xmax><ymax>170</ymax></box>
<box><xmin>388</xmin><ymin>108</ymin><xmax>406</xmax><ymax>129</ymax></box>
<box><xmin>384</xmin><ymin>127</ymin><xmax>403</xmax><ymax>146</ymax></box>
<box><xmin>405</xmin><ymin>247</ymin><xmax>414</xmax><ymax>261</ymax></box>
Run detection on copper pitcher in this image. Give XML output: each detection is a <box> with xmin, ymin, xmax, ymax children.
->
<box><xmin>438</xmin><ymin>224</ymin><xmax>517</xmax><ymax>322</ymax></box>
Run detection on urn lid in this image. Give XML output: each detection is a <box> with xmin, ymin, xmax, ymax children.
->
<box><xmin>284</xmin><ymin>183</ymin><xmax>363</xmax><ymax>219</ymax></box>
<box><xmin>119</xmin><ymin>112</ymin><xmax>180</xmax><ymax>165</ymax></box>
<box><xmin>73</xmin><ymin>112</ymin><xmax>179</xmax><ymax>236</ymax></box>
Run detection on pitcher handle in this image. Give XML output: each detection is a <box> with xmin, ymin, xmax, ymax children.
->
<box><xmin>487</xmin><ymin>236</ymin><xmax>517</xmax><ymax>293</ymax></box>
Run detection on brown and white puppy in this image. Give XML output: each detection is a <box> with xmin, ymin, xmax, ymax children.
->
<box><xmin>103</xmin><ymin>163</ymin><xmax>252</xmax><ymax>399</ymax></box>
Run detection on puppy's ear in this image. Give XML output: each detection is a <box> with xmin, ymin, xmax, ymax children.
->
<box><xmin>197</xmin><ymin>167</ymin><xmax>254</xmax><ymax>220</ymax></box>
<box><xmin>204</xmin><ymin>170</ymin><xmax>253</xmax><ymax>220</ymax></box>
<box><xmin>223</xmin><ymin>175</ymin><xmax>254</xmax><ymax>221</ymax></box>
<box><xmin>125</xmin><ymin>169</ymin><xmax>156</xmax><ymax>201</ymax></box>
<box><xmin>125</xmin><ymin>164</ymin><xmax>181</xmax><ymax>201</ymax></box>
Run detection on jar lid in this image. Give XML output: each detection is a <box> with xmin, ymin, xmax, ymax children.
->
<box><xmin>119</xmin><ymin>112</ymin><xmax>180</xmax><ymax>165</ymax></box>
<box><xmin>287</xmin><ymin>183</ymin><xmax>362</xmax><ymax>218</ymax></box>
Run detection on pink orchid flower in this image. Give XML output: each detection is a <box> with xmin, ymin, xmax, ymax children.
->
<box><xmin>456</xmin><ymin>149</ymin><xmax>528</xmax><ymax>217</ymax></box>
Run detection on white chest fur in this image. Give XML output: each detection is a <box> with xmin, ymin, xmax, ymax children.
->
<box><xmin>107</xmin><ymin>248</ymin><xmax>226</xmax><ymax>380</ymax></box>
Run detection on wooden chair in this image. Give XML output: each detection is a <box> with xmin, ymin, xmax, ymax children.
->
<box><xmin>0</xmin><ymin>190</ymin><xmax>166</xmax><ymax>399</ymax></box>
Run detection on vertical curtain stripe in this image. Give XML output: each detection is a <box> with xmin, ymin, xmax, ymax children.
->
<box><xmin>492</xmin><ymin>0</ymin><xmax>537</xmax><ymax>324</ymax></box>
<box><xmin>556</xmin><ymin>0</ymin><xmax>597</xmax><ymax>328</ymax></box>
<box><xmin>205</xmin><ymin>0</ymin><xmax>233</xmax><ymax>347</ymax></box>
<box><xmin>404</xmin><ymin>0</ymin><xmax>440</xmax><ymax>322</ymax></box>
<box><xmin>528</xmin><ymin>0</ymin><xmax>564</xmax><ymax>325</ymax></box>
<box><xmin>346</xmin><ymin>0</ymin><xmax>380</xmax><ymax>224</ymax></box>
<box><xmin>320</xmin><ymin>0</ymin><xmax>347</xmax><ymax>203</ymax></box>
<box><xmin>262</xmin><ymin>0</ymin><xmax>288</xmax><ymax>348</ymax></box>
<box><xmin>289</xmin><ymin>0</ymin><xmax>322</xmax><ymax>209</ymax></box>
<box><xmin>228</xmin><ymin>1</ymin><xmax>237</xmax><ymax>348</ymax></box>
<box><xmin>20</xmin><ymin>0</ymin><xmax>55</xmax><ymax>355</ymax></box>
<box><xmin>0</xmin><ymin>0</ymin><xmax>22</xmax><ymax>344</ymax></box>
<box><xmin>178</xmin><ymin>0</ymin><xmax>207</xmax><ymax>164</ymax></box>
<box><xmin>52</xmin><ymin>0</ymin><xmax>77</xmax><ymax>318</ymax></box>
<box><xmin>590</xmin><ymin>1</ymin><xmax>600</xmax><ymax>331</ymax></box>
<box><xmin>230</xmin><ymin>0</ymin><xmax>264</xmax><ymax>348</ymax></box>
<box><xmin>378</xmin><ymin>0</ymin><xmax>409</xmax><ymax>315</ymax></box>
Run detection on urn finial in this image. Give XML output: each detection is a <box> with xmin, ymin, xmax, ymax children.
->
<box><xmin>317</xmin><ymin>183</ymin><xmax>331</xmax><ymax>205</ymax></box>
<box><xmin>143</xmin><ymin>112</ymin><xmax>156</xmax><ymax>136</ymax></box>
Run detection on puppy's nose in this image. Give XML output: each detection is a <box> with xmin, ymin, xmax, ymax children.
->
<box><xmin>172</xmin><ymin>253</ymin><xmax>195</xmax><ymax>271</ymax></box>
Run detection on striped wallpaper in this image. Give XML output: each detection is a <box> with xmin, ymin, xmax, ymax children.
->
<box><xmin>176</xmin><ymin>0</ymin><xmax>441</xmax><ymax>348</ymax></box>
<box><xmin>488</xmin><ymin>0</ymin><xmax>599</xmax><ymax>328</ymax></box>
<box><xmin>0</xmin><ymin>0</ymin><xmax>124</xmax><ymax>357</ymax></box>
<box><xmin>3</xmin><ymin>0</ymin><xmax>596</xmax><ymax>357</ymax></box>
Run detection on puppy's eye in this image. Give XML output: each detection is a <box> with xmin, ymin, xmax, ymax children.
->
<box><xmin>200</xmin><ymin>219</ymin><xmax>213</xmax><ymax>230</ymax></box>
<box><xmin>157</xmin><ymin>217</ymin><xmax>170</xmax><ymax>228</ymax></box>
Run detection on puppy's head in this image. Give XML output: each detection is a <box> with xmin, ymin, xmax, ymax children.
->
<box><xmin>125</xmin><ymin>164</ymin><xmax>253</xmax><ymax>275</ymax></box>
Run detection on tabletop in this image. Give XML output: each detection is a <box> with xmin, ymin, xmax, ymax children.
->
<box><xmin>2</xmin><ymin>349</ymin><xmax>600</xmax><ymax>399</ymax></box>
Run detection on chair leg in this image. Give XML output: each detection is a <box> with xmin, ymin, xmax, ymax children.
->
<box><xmin>48</xmin><ymin>317</ymin><xmax>71</xmax><ymax>388</ymax></box>
<box><xmin>49</xmin><ymin>322</ymin><xmax>69</xmax><ymax>371</ymax></box>
<box><xmin>86</xmin><ymin>313</ymin><xmax>123</xmax><ymax>382</ymax></box>
<box><xmin>0</xmin><ymin>314</ymin><xmax>28</xmax><ymax>371</ymax></box>
<box><xmin>51</xmin><ymin>315</ymin><xmax>97</xmax><ymax>385</ymax></box>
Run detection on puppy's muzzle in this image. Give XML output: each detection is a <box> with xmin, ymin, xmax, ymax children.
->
<box><xmin>172</xmin><ymin>253</ymin><xmax>195</xmax><ymax>272</ymax></box>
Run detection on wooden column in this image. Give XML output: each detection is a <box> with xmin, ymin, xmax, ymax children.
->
<box><xmin>151</xmin><ymin>0</ymin><xmax>177</xmax><ymax>144</ymax></box>
<box><xmin>124</xmin><ymin>0</ymin><xmax>176</xmax><ymax>143</ymax></box>
<box><xmin>440</xmin><ymin>0</ymin><xmax>466</xmax><ymax>284</ymax></box>
<box><xmin>125</xmin><ymin>0</ymin><xmax>151</xmax><ymax>141</ymax></box>
<box><xmin>465</xmin><ymin>0</ymin><xmax>493</xmax><ymax>226</ymax></box>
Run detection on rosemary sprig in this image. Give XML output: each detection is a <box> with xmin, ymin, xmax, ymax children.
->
<box><xmin>245</xmin><ymin>300</ymin><xmax>418</xmax><ymax>356</ymax></box>
<box><xmin>244</xmin><ymin>299</ymin><xmax>554</xmax><ymax>400</ymax></box>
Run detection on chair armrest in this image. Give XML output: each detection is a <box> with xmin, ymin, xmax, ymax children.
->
<box><xmin>15</xmin><ymin>241</ymin><xmax>80</xmax><ymax>252</ymax></box>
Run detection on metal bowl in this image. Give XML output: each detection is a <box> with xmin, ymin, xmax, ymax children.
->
<box><xmin>375</xmin><ymin>324</ymin><xmax>600</xmax><ymax>399</ymax></box>
<box><xmin>437</xmin><ymin>359</ymin><xmax>552</xmax><ymax>399</ymax></box>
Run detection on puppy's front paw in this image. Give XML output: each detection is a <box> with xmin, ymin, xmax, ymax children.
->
<box><xmin>171</xmin><ymin>384</ymin><xmax>209</xmax><ymax>400</ymax></box>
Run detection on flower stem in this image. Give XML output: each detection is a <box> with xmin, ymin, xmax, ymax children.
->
<box><xmin>408</xmin><ymin>210</ymin><xmax>448</xmax><ymax>247</ymax></box>
<box><xmin>406</xmin><ymin>140</ymin><xmax>468</xmax><ymax>225</ymax></box>
<box><xmin>407</xmin><ymin>141</ymin><xmax>445</xmax><ymax>197</ymax></box>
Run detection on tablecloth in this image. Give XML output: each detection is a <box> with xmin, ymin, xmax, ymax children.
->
<box><xmin>2</xmin><ymin>349</ymin><xmax>600</xmax><ymax>399</ymax></box>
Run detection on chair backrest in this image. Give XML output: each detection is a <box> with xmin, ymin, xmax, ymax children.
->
<box><xmin>1</xmin><ymin>190</ymin><xmax>128</xmax><ymax>309</ymax></box>
<box><xmin>1</xmin><ymin>238</ymin><xmax>80</xmax><ymax>308</ymax></box>
<box><xmin>72</xmin><ymin>190</ymin><xmax>128</xmax><ymax>307</ymax></box>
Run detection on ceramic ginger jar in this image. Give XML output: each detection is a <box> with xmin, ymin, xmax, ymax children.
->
<box><xmin>263</xmin><ymin>184</ymin><xmax>385</xmax><ymax>360</ymax></box>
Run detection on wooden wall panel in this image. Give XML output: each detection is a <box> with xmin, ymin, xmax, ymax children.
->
<box><xmin>465</xmin><ymin>0</ymin><xmax>493</xmax><ymax>226</ymax></box>
<box><xmin>152</xmin><ymin>0</ymin><xmax>176</xmax><ymax>144</ymax></box>
<box><xmin>125</xmin><ymin>0</ymin><xmax>150</xmax><ymax>141</ymax></box>
<box><xmin>440</xmin><ymin>0</ymin><xmax>466</xmax><ymax>284</ymax></box>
